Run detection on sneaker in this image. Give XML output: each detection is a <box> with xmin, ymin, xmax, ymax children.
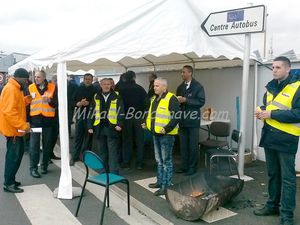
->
<box><xmin>253</xmin><ymin>206</ymin><xmax>280</xmax><ymax>216</ymax></box>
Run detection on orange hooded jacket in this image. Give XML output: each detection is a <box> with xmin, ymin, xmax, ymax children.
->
<box><xmin>0</xmin><ymin>78</ymin><xmax>30</xmax><ymax>137</ymax></box>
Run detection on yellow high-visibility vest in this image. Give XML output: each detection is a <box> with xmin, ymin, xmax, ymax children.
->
<box><xmin>266</xmin><ymin>81</ymin><xmax>300</xmax><ymax>136</ymax></box>
<box><xmin>146</xmin><ymin>92</ymin><xmax>178</xmax><ymax>135</ymax></box>
<box><xmin>93</xmin><ymin>94</ymin><xmax>117</xmax><ymax>126</ymax></box>
<box><xmin>29</xmin><ymin>83</ymin><xmax>56</xmax><ymax>117</ymax></box>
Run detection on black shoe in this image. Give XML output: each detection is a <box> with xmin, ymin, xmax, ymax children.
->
<box><xmin>253</xmin><ymin>206</ymin><xmax>280</xmax><ymax>216</ymax></box>
<box><xmin>148</xmin><ymin>182</ymin><xmax>160</xmax><ymax>189</ymax></box>
<box><xmin>185</xmin><ymin>169</ymin><xmax>196</xmax><ymax>176</ymax></box>
<box><xmin>175</xmin><ymin>168</ymin><xmax>187</xmax><ymax>174</ymax></box>
<box><xmin>30</xmin><ymin>170</ymin><xmax>41</xmax><ymax>178</ymax></box>
<box><xmin>120</xmin><ymin>163</ymin><xmax>130</xmax><ymax>169</ymax></box>
<box><xmin>69</xmin><ymin>159</ymin><xmax>75</xmax><ymax>166</ymax></box>
<box><xmin>154</xmin><ymin>187</ymin><xmax>166</xmax><ymax>196</ymax></box>
<box><xmin>136</xmin><ymin>163</ymin><xmax>143</xmax><ymax>170</ymax></box>
<box><xmin>70</xmin><ymin>158</ymin><xmax>80</xmax><ymax>166</ymax></box>
<box><xmin>41</xmin><ymin>168</ymin><xmax>48</xmax><ymax>174</ymax></box>
<box><xmin>3</xmin><ymin>185</ymin><xmax>24</xmax><ymax>193</ymax></box>
<box><xmin>14</xmin><ymin>181</ymin><xmax>21</xmax><ymax>187</ymax></box>
<box><xmin>51</xmin><ymin>155</ymin><xmax>61</xmax><ymax>160</ymax></box>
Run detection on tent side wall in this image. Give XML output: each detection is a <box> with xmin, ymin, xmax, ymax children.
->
<box><xmin>135</xmin><ymin>63</ymin><xmax>300</xmax><ymax>172</ymax></box>
<box><xmin>135</xmin><ymin>66</ymin><xmax>255</xmax><ymax>150</ymax></box>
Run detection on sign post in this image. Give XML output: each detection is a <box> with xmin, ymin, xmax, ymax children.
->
<box><xmin>201</xmin><ymin>4</ymin><xmax>266</xmax><ymax>177</ymax></box>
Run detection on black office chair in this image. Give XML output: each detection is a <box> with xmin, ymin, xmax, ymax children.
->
<box><xmin>199</xmin><ymin>121</ymin><xmax>231</xmax><ymax>149</ymax></box>
<box><xmin>205</xmin><ymin>129</ymin><xmax>241</xmax><ymax>179</ymax></box>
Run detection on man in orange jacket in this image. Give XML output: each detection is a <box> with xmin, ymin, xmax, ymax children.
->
<box><xmin>28</xmin><ymin>70</ymin><xmax>57</xmax><ymax>177</ymax></box>
<box><xmin>0</xmin><ymin>68</ymin><xmax>31</xmax><ymax>193</ymax></box>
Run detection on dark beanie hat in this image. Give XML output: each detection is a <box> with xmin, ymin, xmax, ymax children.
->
<box><xmin>125</xmin><ymin>70</ymin><xmax>136</xmax><ymax>81</ymax></box>
<box><xmin>14</xmin><ymin>68</ymin><xmax>29</xmax><ymax>78</ymax></box>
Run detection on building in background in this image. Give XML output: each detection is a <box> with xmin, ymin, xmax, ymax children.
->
<box><xmin>0</xmin><ymin>52</ymin><xmax>29</xmax><ymax>88</ymax></box>
<box><xmin>0</xmin><ymin>52</ymin><xmax>29</xmax><ymax>73</ymax></box>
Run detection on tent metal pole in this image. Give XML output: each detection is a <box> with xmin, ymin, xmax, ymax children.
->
<box><xmin>113</xmin><ymin>58</ymin><xmax>242</xmax><ymax>70</ymax></box>
<box><xmin>143</xmin><ymin>57</ymin><xmax>156</xmax><ymax>72</ymax></box>
<box><xmin>116</xmin><ymin>61</ymin><xmax>128</xmax><ymax>72</ymax></box>
<box><xmin>183</xmin><ymin>54</ymin><xmax>195</xmax><ymax>70</ymax></box>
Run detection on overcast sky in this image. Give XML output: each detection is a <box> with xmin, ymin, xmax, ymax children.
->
<box><xmin>1</xmin><ymin>0</ymin><xmax>299</xmax><ymax>58</ymax></box>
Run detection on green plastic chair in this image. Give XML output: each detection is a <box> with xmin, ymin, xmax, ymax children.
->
<box><xmin>75</xmin><ymin>150</ymin><xmax>130</xmax><ymax>225</ymax></box>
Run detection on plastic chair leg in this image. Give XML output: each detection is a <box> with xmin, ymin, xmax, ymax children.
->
<box><xmin>100</xmin><ymin>187</ymin><xmax>109</xmax><ymax>225</ymax></box>
<box><xmin>228</xmin><ymin>157</ymin><xmax>232</xmax><ymax>174</ymax></box>
<box><xmin>75</xmin><ymin>179</ymin><xmax>87</xmax><ymax>217</ymax></box>
<box><xmin>232</xmin><ymin>158</ymin><xmax>240</xmax><ymax>179</ymax></box>
<box><xmin>126</xmin><ymin>180</ymin><xmax>130</xmax><ymax>215</ymax></box>
<box><xmin>106</xmin><ymin>185</ymin><xmax>110</xmax><ymax>208</ymax></box>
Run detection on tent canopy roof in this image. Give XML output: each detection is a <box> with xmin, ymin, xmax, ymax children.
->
<box><xmin>9</xmin><ymin>0</ymin><xmax>251</xmax><ymax>74</ymax></box>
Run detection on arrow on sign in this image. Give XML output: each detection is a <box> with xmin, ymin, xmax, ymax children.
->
<box><xmin>201</xmin><ymin>5</ymin><xmax>266</xmax><ymax>37</ymax></box>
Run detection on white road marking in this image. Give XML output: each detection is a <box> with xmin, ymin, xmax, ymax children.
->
<box><xmin>230</xmin><ymin>175</ymin><xmax>254</xmax><ymax>181</ymax></box>
<box><xmin>15</xmin><ymin>184</ymin><xmax>81</xmax><ymax>225</ymax></box>
<box><xmin>134</xmin><ymin>177</ymin><xmax>166</xmax><ymax>199</ymax></box>
<box><xmin>201</xmin><ymin>207</ymin><xmax>237</xmax><ymax>223</ymax></box>
<box><xmin>52</xmin><ymin>157</ymin><xmax>161</xmax><ymax>225</ymax></box>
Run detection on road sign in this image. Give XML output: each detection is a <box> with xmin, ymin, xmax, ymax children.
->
<box><xmin>201</xmin><ymin>5</ymin><xmax>266</xmax><ymax>37</ymax></box>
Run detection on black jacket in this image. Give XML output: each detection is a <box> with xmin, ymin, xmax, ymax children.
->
<box><xmin>118</xmin><ymin>80</ymin><xmax>149</xmax><ymax>115</ymax></box>
<box><xmin>259</xmin><ymin>74</ymin><xmax>300</xmax><ymax>154</ymax></box>
<box><xmin>176</xmin><ymin>78</ymin><xmax>205</xmax><ymax>128</ymax></box>
<box><xmin>72</xmin><ymin>83</ymin><xmax>97</xmax><ymax>120</ymax></box>
<box><xmin>148</xmin><ymin>92</ymin><xmax>180</xmax><ymax>136</ymax></box>
<box><xmin>67</xmin><ymin>80</ymin><xmax>78</xmax><ymax>107</ymax></box>
<box><xmin>148</xmin><ymin>81</ymin><xmax>155</xmax><ymax>98</ymax></box>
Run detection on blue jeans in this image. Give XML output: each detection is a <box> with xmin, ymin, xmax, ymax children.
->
<box><xmin>153</xmin><ymin>135</ymin><xmax>175</xmax><ymax>187</ymax></box>
<box><xmin>4</xmin><ymin>137</ymin><xmax>24</xmax><ymax>186</ymax></box>
<box><xmin>264</xmin><ymin>148</ymin><xmax>296</xmax><ymax>221</ymax></box>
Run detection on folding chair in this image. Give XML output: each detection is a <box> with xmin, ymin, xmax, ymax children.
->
<box><xmin>75</xmin><ymin>151</ymin><xmax>130</xmax><ymax>225</ymax></box>
<box><xmin>205</xmin><ymin>129</ymin><xmax>241</xmax><ymax>179</ymax></box>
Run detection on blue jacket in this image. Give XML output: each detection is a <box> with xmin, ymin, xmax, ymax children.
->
<box><xmin>176</xmin><ymin>78</ymin><xmax>205</xmax><ymax>128</ymax></box>
<box><xmin>259</xmin><ymin>74</ymin><xmax>300</xmax><ymax>154</ymax></box>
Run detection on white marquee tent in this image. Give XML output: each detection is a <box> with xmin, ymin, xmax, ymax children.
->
<box><xmin>9</xmin><ymin>0</ymin><xmax>253</xmax><ymax>199</ymax></box>
<box><xmin>9</xmin><ymin>0</ymin><xmax>247</xmax><ymax>73</ymax></box>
